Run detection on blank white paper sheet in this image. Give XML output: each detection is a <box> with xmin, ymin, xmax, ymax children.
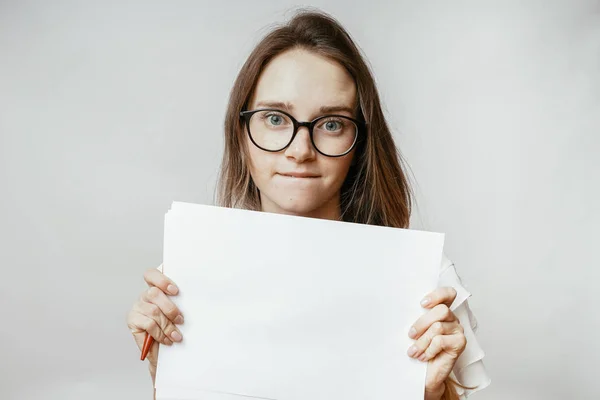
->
<box><xmin>154</xmin><ymin>201</ymin><xmax>445</xmax><ymax>400</ymax></box>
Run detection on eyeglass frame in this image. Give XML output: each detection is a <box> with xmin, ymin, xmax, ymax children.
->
<box><xmin>239</xmin><ymin>108</ymin><xmax>367</xmax><ymax>157</ymax></box>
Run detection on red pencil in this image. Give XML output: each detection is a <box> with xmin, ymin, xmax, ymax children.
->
<box><xmin>140</xmin><ymin>332</ymin><xmax>154</xmax><ymax>361</ymax></box>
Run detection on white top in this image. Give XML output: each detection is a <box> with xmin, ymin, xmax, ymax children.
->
<box><xmin>438</xmin><ymin>253</ymin><xmax>491</xmax><ymax>398</ymax></box>
<box><xmin>156</xmin><ymin>253</ymin><xmax>491</xmax><ymax>397</ymax></box>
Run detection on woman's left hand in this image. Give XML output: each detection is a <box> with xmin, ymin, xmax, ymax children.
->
<box><xmin>407</xmin><ymin>287</ymin><xmax>467</xmax><ymax>400</ymax></box>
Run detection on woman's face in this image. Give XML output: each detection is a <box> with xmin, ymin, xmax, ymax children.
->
<box><xmin>245</xmin><ymin>48</ymin><xmax>357</xmax><ymax>220</ymax></box>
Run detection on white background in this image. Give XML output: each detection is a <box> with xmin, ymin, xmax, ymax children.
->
<box><xmin>0</xmin><ymin>1</ymin><xmax>598</xmax><ymax>399</ymax></box>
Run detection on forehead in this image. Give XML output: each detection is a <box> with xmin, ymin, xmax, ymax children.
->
<box><xmin>249</xmin><ymin>49</ymin><xmax>357</xmax><ymax>116</ymax></box>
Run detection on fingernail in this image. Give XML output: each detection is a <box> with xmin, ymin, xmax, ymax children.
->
<box><xmin>420</xmin><ymin>297</ymin><xmax>430</xmax><ymax>306</ymax></box>
<box><xmin>407</xmin><ymin>346</ymin><xmax>418</xmax><ymax>357</ymax></box>
<box><xmin>170</xmin><ymin>331</ymin><xmax>182</xmax><ymax>342</ymax></box>
<box><xmin>174</xmin><ymin>315</ymin><xmax>184</xmax><ymax>325</ymax></box>
<box><xmin>167</xmin><ymin>284</ymin><xmax>178</xmax><ymax>295</ymax></box>
<box><xmin>409</xmin><ymin>326</ymin><xmax>417</xmax><ymax>339</ymax></box>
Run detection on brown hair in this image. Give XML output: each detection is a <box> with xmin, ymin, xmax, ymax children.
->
<box><xmin>216</xmin><ymin>8</ymin><xmax>467</xmax><ymax>399</ymax></box>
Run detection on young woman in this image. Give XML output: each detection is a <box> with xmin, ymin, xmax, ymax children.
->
<box><xmin>127</xmin><ymin>9</ymin><xmax>490</xmax><ymax>400</ymax></box>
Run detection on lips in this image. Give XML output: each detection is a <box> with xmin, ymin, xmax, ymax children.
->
<box><xmin>277</xmin><ymin>172</ymin><xmax>320</xmax><ymax>178</ymax></box>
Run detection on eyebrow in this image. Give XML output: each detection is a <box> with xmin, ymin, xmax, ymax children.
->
<box><xmin>254</xmin><ymin>101</ymin><xmax>356</xmax><ymax>116</ymax></box>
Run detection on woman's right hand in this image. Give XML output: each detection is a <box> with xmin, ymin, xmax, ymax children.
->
<box><xmin>127</xmin><ymin>265</ymin><xmax>185</xmax><ymax>382</ymax></box>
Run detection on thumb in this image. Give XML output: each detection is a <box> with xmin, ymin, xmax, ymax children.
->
<box><xmin>146</xmin><ymin>337</ymin><xmax>160</xmax><ymax>366</ymax></box>
<box><xmin>130</xmin><ymin>328</ymin><xmax>147</xmax><ymax>352</ymax></box>
<box><xmin>130</xmin><ymin>329</ymin><xmax>160</xmax><ymax>367</ymax></box>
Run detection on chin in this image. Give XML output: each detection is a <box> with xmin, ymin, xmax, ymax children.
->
<box><xmin>276</xmin><ymin>200</ymin><xmax>322</xmax><ymax>216</ymax></box>
<box><xmin>266</xmin><ymin>194</ymin><xmax>326</xmax><ymax>217</ymax></box>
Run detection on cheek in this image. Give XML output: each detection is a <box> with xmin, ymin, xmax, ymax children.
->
<box><xmin>323</xmin><ymin>154</ymin><xmax>354</xmax><ymax>183</ymax></box>
<box><xmin>247</xmin><ymin>139</ymin><xmax>274</xmax><ymax>179</ymax></box>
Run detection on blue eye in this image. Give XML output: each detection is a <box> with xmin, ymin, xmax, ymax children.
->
<box><xmin>261</xmin><ymin>112</ymin><xmax>290</xmax><ymax>127</ymax></box>
<box><xmin>321</xmin><ymin>119</ymin><xmax>343</xmax><ymax>132</ymax></box>
<box><xmin>268</xmin><ymin>115</ymin><xmax>283</xmax><ymax>125</ymax></box>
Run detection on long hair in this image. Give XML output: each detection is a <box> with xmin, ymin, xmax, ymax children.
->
<box><xmin>216</xmin><ymin>8</ymin><xmax>465</xmax><ymax>398</ymax></box>
<box><xmin>217</xmin><ymin>8</ymin><xmax>413</xmax><ymax>229</ymax></box>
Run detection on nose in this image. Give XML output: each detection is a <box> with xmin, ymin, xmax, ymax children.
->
<box><xmin>284</xmin><ymin>126</ymin><xmax>316</xmax><ymax>162</ymax></box>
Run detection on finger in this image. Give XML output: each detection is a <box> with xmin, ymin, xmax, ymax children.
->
<box><xmin>419</xmin><ymin>332</ymin><xmax>467</xmax><ymax>362</ymax></box>
<box><xmin>128</xmin><ymin>310</ymin><xmax>174</xmax><ymax>347</ymax></box>
<box><xmin>407</xmin><ymin>321</ymin><xmax>461</xmax><ymax>359</ymax></box>
<box><xmin>409</xmin><ymin>304</ymin><xmax>457</xmax><ymax>339</ymax></box>
<box><xmin>420</xmin><ymin>287</ymin><xmax>457</xmax><ymax>309</ymax></box>
<box><xmin>134</xmin><ymin>301</ymin><xmax>183</xmax><ymax>343</ymax></box>
<box><xmin>144</xmin><ymin>267</ymin><xmax>179</xmax><ymax>296</ymax></box>
<box><xmin>142</xmin><ymin>286</ymin><xmax>184</xmax><ymax>324</ymax></box>
<box><xmin>425</xmin><ymin>352</ymin><xmax>456</xmax><ymax>393</ymax></box>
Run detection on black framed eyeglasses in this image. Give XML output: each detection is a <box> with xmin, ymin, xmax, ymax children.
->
<box><xmin>239</xmin><ymin>108</ymin><xmax>366</xmax><ymax>157</ymax></box>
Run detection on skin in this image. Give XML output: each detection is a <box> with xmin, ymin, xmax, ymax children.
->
<box><xmin>245</xmin><ymin>48</ymin><xmax>357</xmax><ymax>220</ymax></box>
<box><xmin>127</xmin><ymin>49</ymin><xmax>467</xmax><ymax>400</ymax></box>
